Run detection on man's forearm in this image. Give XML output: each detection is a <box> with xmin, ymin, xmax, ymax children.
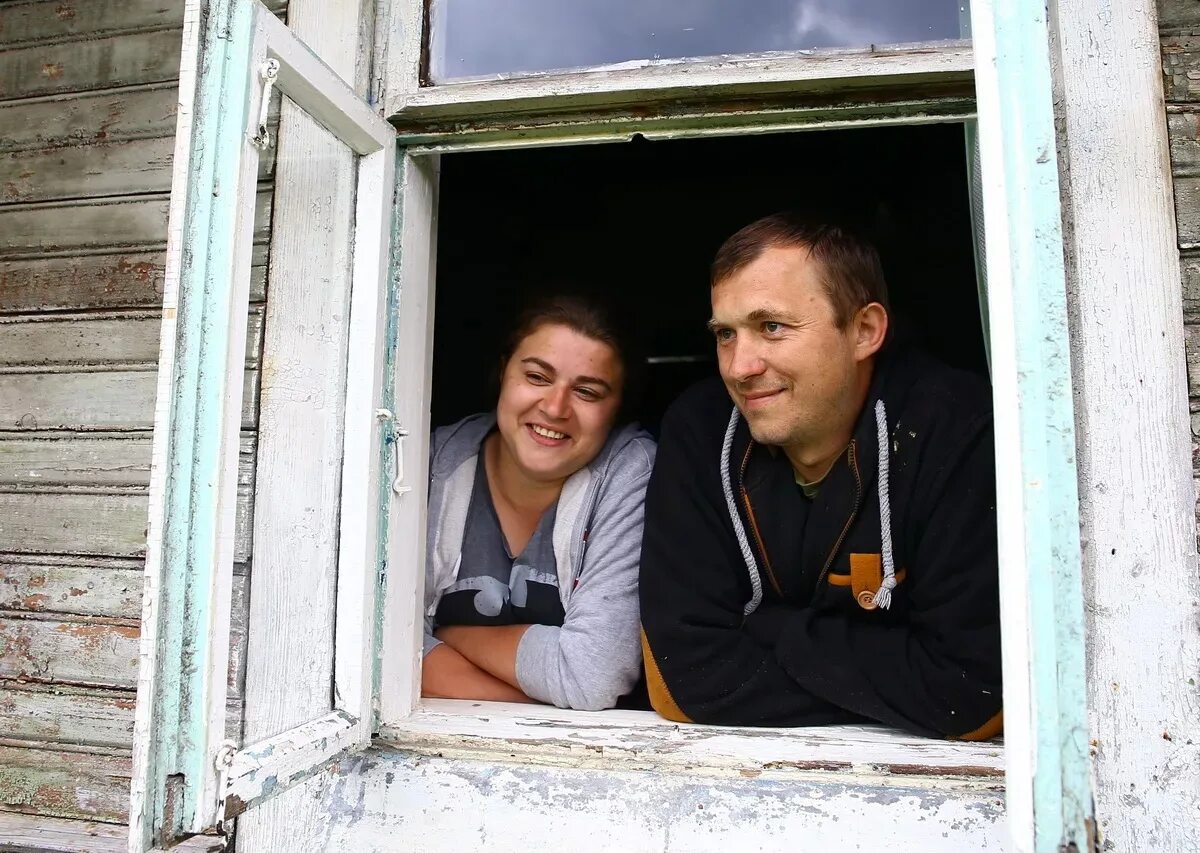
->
<box><xmin>421</xmin><ymin>642</ymin><xmax>535</xmax><ymax>703</ymax></box>
<box><xmin>435</xmin><ymin>624</ymin><xmax>532</xmax><ymax>689</ymax></box>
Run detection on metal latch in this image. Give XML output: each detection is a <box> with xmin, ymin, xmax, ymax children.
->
<box><xmin>213</xmin><ymin>739</ymin><xmax>237</xmax><ymax>830</ymax></box>
<box><xmin>376</xmin><ymin>409</ymin><xmax>411</xmax><ymax>496</ymax></box>
<box><xmin>251</xmin><ymin>59</ymin><xmax>280</xmax><ymax>149</ymax></box>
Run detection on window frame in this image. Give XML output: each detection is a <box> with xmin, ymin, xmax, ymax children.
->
<box><xmin>130</xmin><ymin>1</ymin><xmax>396</xmax><ymax>848</ymax></box>
<box><xmin>373</xmin><ymin>1</ymin><xmax>1094</xmax><ymax>851</ymax></box>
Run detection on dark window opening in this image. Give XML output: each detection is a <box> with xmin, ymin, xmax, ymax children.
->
<box><xmin>431</xmin><ymin>124</ymin><xmax>986</xmax><ymax>434</ymax></box>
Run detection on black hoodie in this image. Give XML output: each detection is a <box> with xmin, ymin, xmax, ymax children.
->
<box><xmin>638</xmin><ymin>348</ymin><xmax>1003</xmax><ymax>739</ymax></box>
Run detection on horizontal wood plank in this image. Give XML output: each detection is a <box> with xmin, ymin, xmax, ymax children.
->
<box><xmin>0</xmin><ymin>308</ymin><xmax>264</xmax><ymax>369</ymax></box>
<box><xmin>0</xmin><ymin>436</ymin><xmax>150</xmax><ymax>490</ymax></box>
<box><xmin>0</xmin><ymin>431</ymin><xmax>255</xmax><ymax>490</ymax></box>
<box><xmin>0</xmin><ymin>574</ymin><xmax>247</xmax><ymax>689</ymax></box>
<box><xmin>0</xmin><ymin>617</ymin><xmax>139</xmax><ymax>687</ymax></box>
<box><xmin>0</xmin><ymin>687</ymin><xmax>245</xmax><ymax>767</ymax></box>
<box><xmin>0</xmin><ymin>84</ymin><xmax>178</xmax><ymax>153</ymax></box>
<box><xmin>0</xmin><ymin>251</ymin><xmax>268</xmax><ymax>313</ymax></box>
<box><xmin>1162</xmin><ymin>37</ymin><xmax>1200</xmax><ymax>102</ymax></box>
<box><xmin>1</xmin><ymin>371</ymin><xmax>156</xmax><ymax>431</ymax></box>
<box><xmin>0</xmin><ymin>811</ymin><xmax>133</xmax><ymax>852</ymax></box>
<box><xmin>1175</xmin><ymin>175</ymin><xmax>1200</xmax><ymax>245</ymax></box>
<box><xmin>0</xmin><ymin>0</ymin><xmax>286</xmax><ymax>49</ymax></box>
<box><xmin>0</xmin><ymin>683</ymin><xmax>135</xmax><ymax>748</ymax></box>
<box><xmin>1159</xmin><ymin>0</ymin><xmax>1200</xmax><ymax>31</ymax></box>
<box><xmin>0</xmin><ymin>0</ymin><xmax>181</xmax><ymax>49</ymax></box>
<box><xmin>1186</xmin><ymin>322</ymin><xmax>1200</xmax><ymax>396</ymax></box>
<box><xmin>2</xmin><ymin>134</ymin><xmax>276</xmax><ymax>203</ymax></box>
<box><xmin>0</xmin><ymin>28</ymin><xmax>183</xmax><ymax>101</ymax></box>
<box><xmin>0</xmin><ymin>485</ymin><xmax>254</xmax><ymax>561</ymax></box>
<box><xmin>0</xmin><ymin>194</ymin><xmax>167</xmax><ymax>256</ymax></box>
<box><xmin>0</xmin><ymin>368</ymin><xmax>259</xmax><ymax>431</ymax></box>
<box><xmin>0</xmin><ymin>492</ymin><xmax>148</xmax><ymax>558</ymax></box>
<box><xmin>1168</xmin><ymin>110</ymin><xmax>1200</xmax><ymax>176</ymax></box>
<box><xmin>0</xmin><ymin>744</ymin><xmax>130</xmax><ymax>823</ymax></box>
<box><xmin>2</xmin><ymin>136</ymin><xmax>174</xmax><ymax>204</ymax></box>
<box><xmin>0</xmin><ymin>558</ymin><xmax>142</xmax><ymax>618</ymax></box>
<box><xmin>1180</xmin><ymin>250</ymin><xmax>1200</xmax><ymax>315</ymax></box>
<box><xmin>0</xmin><ymin>189</ymin><xmax>272</xmax><ymax>258</ymax></box>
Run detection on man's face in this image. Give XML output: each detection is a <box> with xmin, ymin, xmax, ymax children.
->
<box><xmin>709</xmin><ymin>245</ymin><xmax>866</xmax><ymax>453</ymax></box>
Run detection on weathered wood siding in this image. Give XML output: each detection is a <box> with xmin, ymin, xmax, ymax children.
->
<box><xmin>0</xmin><ymin>0</ymin><xmax>280</xmax><ymax>825</ymax></box>
<box><xmin>1162</xmin><ymin>6</ymin><xmax>1200</xmax><ymax>510</ymax></box>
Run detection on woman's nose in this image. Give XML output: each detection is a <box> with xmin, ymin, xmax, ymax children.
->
<box><xmin>541</xmin><ymin>385</ymin><xmax>571</xmax><ymax>419</ymax></box>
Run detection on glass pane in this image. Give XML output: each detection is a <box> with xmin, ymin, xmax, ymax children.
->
<box><xmin>428</xmin><ymin>0</ymin><xmax>967</xmax><ymax>83</ymax></box>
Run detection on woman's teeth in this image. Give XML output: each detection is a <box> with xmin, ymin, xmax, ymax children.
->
<box><xmin>531</xmin><ymin>425</ymin><xmax>566</xmax><ymax>439</ymax></box>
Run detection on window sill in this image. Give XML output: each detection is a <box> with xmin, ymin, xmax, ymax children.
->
<box><xmin>377</xmin><ymin>699</ymin><xmax>1004</xmax><ymax>790</ymax></box>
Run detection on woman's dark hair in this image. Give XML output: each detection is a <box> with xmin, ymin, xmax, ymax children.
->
<box><xmin>497</xmin><ymin>293</ymin><xmax>644</xmax><ymax>422</ymax></box>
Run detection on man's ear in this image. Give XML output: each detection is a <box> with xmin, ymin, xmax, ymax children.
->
<box><xmin>854</xmin><ymin>302</ymin><xmax>889</xmax><ymax>361</ymax></box>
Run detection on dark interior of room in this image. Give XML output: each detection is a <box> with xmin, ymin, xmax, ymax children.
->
<box><xmin>430</xmin><ymin>123</ymin><xmax>986</xmax><ymax>434</ymax></box>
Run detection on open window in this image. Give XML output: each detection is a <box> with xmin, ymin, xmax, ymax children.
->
<box><xmin>132</xmin><ymin>0</ymin><xmax>1095</xmax><ymax>849</ymax></box>
<box><xmin>129</xmin><ymin>1</ymin><xmax>395</xmax><ymax>848</ymax></box>
<box><xmin>375</xmin><ymin>0</ymin><xmax>1094</xmax><ymax>849</ymax></box>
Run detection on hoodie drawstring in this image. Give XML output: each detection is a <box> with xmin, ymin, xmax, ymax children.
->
<box><xmin>721</xmin><ymin>408</ymin><xmax>763</xmax><ymax>616</ymax></box>
<box><xmin>722</xmin><ymin>400</ymin><xmax>898</xmax><ymax>613</ymax></box>
<box><xmin>872</xmin><ymin>400</ymin><xmax>897</xmax><ymax>609</ymax></box>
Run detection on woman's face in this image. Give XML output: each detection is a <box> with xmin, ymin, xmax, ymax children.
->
<box><xmin>494</xmin><ymin>323</ymin><xmax>624</xmax><ymax>485</ymax></box>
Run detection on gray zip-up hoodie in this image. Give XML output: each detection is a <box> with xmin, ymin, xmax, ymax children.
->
<box><xmin>425</xmin><ymin>413</ymin><xmax>655</xmax><ymax>710</ymax></box>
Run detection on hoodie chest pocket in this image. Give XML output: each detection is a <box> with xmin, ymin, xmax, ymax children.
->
<box><xmin>825</xmin><ymin>552</ymin><xmax>907</xmax><ymax>613</ymax></box>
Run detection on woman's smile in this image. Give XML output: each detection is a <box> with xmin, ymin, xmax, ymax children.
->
<box><xmin>526</xmin><ymin>422</ymin><xmax>571</xmax><ymax>445</ymax></box>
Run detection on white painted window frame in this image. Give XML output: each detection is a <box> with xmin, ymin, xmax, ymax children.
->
<box><xmin>372</xmin><ymin>2</ymin><xmax>1095</xmax><ymax>852</ymax></box>
<box><xmin>130</xmin><ymin>1</ymin><xmax>395</xmax><ymax>849</ymax></box>
<box><xmin>131</xmin><ymin>0</ymin><xmax>1098</xmax><ymax>849</ymax></box>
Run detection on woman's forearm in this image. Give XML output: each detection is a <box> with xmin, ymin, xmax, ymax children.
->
<box><xmin>421</xmin><ymin>642</ymin><xmax>535</xmax><ymax>703</ymax></box>
<box><xmin>434</xmin><ymin>624</ymin><xmax>531</xmax><ymax>688</ymax></box>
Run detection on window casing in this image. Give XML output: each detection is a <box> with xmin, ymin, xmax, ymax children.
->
<box><xmin>133</xmin><ymin>0</ymin><xmax>1095</xmax><ymax>848</ymax></box>
<box><xmin>373</xmin><ymin>3</ymin><xmax>1091</xmax><ymax>848</ymax></box>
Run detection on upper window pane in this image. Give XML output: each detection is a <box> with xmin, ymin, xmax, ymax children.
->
<box><xmin>427</xmin><ymin>0</ymin><xmax>967</xmax><ymax>83</ymax></box>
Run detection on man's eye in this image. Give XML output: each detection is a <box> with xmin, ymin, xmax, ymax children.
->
<box><xmin>714</xmin><ymin>328</ymin><xmax>734</xmax><ymax>343</ymax></box>
<box><xmin>763</xmin><ymin>321</ymin><xmax>784</xmax><ymax>335</ymax></box>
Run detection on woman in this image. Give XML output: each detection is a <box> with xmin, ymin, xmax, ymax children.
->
<box><xmin>421</xmin><ymin>295</ymin><xmax>655</xmax><ymax>710</ymax></box>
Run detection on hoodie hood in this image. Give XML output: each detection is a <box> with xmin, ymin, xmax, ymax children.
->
<box><xmin>426</xmin><ymin>412</ymin><xmax>652</xmax><ymax>615</ymax></box>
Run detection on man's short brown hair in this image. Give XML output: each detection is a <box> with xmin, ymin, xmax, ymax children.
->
<box><xmin>710</xmin><ymin>213</ymin><xmax>890</xmax><ymax>328</ymax></box>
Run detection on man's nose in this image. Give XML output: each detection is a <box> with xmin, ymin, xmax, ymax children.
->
<box><xmin>725</xmin><ymin>339</ymin><xmax>766</xmax><ymax>383</ymax></box>
<box><xmin>541</xmin><ymin>384</ymin><xmax>571</xmax><ymax>419</ymax></box>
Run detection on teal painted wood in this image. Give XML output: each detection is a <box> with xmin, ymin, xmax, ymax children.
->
<box><xmin>373</xmin><ymin>148</ymin><xmax>406</xmax><ymax>716</ymax></box>
<box><xmin>976</xmin><ymin>0</ymin><xmax>1093</xmax><ymax>849</ymax></box>
<box><xmin>141</xmin><ymin>0</ymin><xmax>257</xmax><ymax>842</ymax></box>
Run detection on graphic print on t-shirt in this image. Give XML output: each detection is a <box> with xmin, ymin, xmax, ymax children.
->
<box><xmin>435</xmin><ymin>449</ymin><xmax>566</xmax><ymax>628</ymax></box>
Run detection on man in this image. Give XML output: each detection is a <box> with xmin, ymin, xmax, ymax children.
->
<box><xmin>638</xmin><ymin>213</ymin><xmax>1002</xmax><ymax>739</ymax></box>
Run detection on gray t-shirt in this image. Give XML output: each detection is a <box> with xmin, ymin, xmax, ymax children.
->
<box><xmin>433</xmin><ymin>448</ymin><xmax>565</xmax><ymax>630</ymax></box>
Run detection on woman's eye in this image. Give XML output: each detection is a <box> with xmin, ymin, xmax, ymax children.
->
<box><xmin>575</xmin><ymin>387</ymin><xmax>601</xmax><ymax>401</ymax></box>
<box><xmin>526</xmin><ymin>372</ymin><xmax>550</xmax><ymax>385</ymax></box>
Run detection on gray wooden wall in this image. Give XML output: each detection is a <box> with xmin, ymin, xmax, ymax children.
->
<box><xmin>1162</xmin><ymin>1</ymin><xmax>1200</xmax><ymax>498</ymax></box>
<box><xmin>0</xmin><ymin>0</ymin><xmax>281</xmax><ymax>824</ymax></box>
<box><xmin>0</xmin><ymin>0</ymin><xmax>1195</xmax><ymax>835</ymax></box>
